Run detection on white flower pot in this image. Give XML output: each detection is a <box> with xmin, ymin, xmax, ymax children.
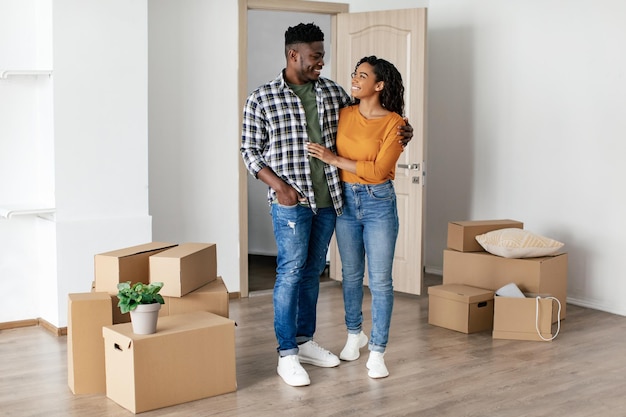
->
<box><xmin>130</xmin><ymin>303</ymin><xmax>162</xmax><ymax>335</ymax></box>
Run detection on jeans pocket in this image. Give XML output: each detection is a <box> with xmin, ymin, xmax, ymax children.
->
<box><xmin>272</xmin><ymin>199</ymin><xmax>298</xmax><ymax>209</ymax></box>
<box><xmin>368</xmin><ymin>181</ymin><xmax>395</xmax><ymax>201</ymax></box>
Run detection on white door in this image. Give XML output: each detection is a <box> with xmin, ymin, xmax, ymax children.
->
<box><xmin>330</xmin><ymin>8</ymin><xmax>427</xmax><ymax>295</ymax></box>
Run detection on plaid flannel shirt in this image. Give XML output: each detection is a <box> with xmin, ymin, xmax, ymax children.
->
<box><xmin>241</xmin><ymin>71</ymin><xmax>351</xmax><ymax>215</ymax></box>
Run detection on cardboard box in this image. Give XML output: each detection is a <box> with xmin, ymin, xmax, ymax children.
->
<box><xmin>442</xmin><ymin>249</ymin><xmax>568</xmax><ymax>318</ymax></box>
<box><xmin>428</xmin><ymin>284</ymin><xmax>494</xmax><ymax>333</ymax></box>
<box><xmin>67</xmin><ymin>292</ymin><xmax>112</xmax><ymax>394</ymax></box>
<box><xmin>149</xmin><ymin>243</ymin><xmax>217</xmax><ymax>297</ymax></box>
<box><xmin>161</xmin><ymin>277</ymin><xmax>229</xmax><ymax>318</ymax></box>
<box><xmin>111</xmin><ymin>295</ymin><xmax>132</xmax><ymax>324</ymax></box>
<box><xmin>102</xmin><ymin>311</ymin><xmax>236</xmax><ymax>414</ymax></box>
<box><xmin>95</xmin><ymin>242</ymin><xmax>177</xmax><ymax>294</ymax></box>
<box><xmin>91</xmin><ymin>284</ymin><xmax>131</xmax><ymax>324</ymax></box>
<box><xmin>447</xmin><ymin>219</ymin><xmax>523</xmax><ymax>252</ymax></box>
<box><xmin>493</xmin><ymin>295</ymin><xmax>560</xmax><ymax>341</ymax></box>
<box><xmin>105</xmin><ymin>278</ymin><xmax>228</xmax><ymax>323</ymax></box>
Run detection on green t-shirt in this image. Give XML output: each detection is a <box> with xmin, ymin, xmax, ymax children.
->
<box><xmin>289</xmin><ymin>82</ymin><xmax>332</xmax><ymax>208</ymax></box>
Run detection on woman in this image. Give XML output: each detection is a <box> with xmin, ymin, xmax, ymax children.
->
<box><xmin>307</xmin><ymin>56</ymin><xmax>405</xmax><ymax>378</ymax></box>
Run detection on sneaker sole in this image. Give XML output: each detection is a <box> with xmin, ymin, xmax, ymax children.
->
<box><xmin>366</xmin><ymin>359</ymin><xmax>389</xmax><ymax>378</ymax></box>
<box><xmin>367</xmin><ymin>369</ymin><xmax>389</xmax><ymax>379</ymax></box>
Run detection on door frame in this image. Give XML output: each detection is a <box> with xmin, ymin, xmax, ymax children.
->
<box><xmin>237</xmin><ymin>0</ymin><xmax>349</xmax><ymax>297</ymax></box>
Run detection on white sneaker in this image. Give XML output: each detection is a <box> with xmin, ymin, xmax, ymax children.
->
<box><xmin>366</xmin><ymin>351</ymin><xmax>389</xmax><ymax>379</ymax></box>
<box><xmin>277</xmin><ymin>355</ymin><xmax>310</xmax><ymax>387</ymax></box>
<box><xmin>298</xmin><ymin>340</ymin><xmax>340</xmax><ymax>368</ymax></box>
<box><xmin>339</xmin><ymin>331</ymin><xmax>368</xmax><ymax>361</ymax></box>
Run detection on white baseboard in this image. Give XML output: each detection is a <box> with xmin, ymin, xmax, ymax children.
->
<box><xmin>424</xmin><ymin>265</ymin><xmax>442</xmax><ymax>276</ymax></box>
<box><xmin>566</xmin><ymin>297</ymin><xmax>626</xmax><ymax>317</ymax></box>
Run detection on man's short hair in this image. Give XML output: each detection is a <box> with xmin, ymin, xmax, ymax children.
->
<box><xmin>285</xmin><ymin>23</ymin><xmax>324</xmax><ymax>46</ymax></box>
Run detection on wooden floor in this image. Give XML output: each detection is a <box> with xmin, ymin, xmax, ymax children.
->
<box><xmin>2</xmin><ymin>275</ymin><xmax>626</xmax><ymax>417</ymax></box>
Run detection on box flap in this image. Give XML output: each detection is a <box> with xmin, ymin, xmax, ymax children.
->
<box><xmin>150</xmin><ymin>242</ymin><xmax>216</xmax><ymax>259</ymax></box>
<box><xmin>98</xmin><ymin>242</ymin><xmax>177</xmax><ymax>258</ymax></box>
<box><xmin>428</xmin><ymin>284</ymin><xmax>494</xmax><ymax>303</ymax></box>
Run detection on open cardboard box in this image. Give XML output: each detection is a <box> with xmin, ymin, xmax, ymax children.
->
<box><xmin>94</xmin><ymin>242</ymin><xmax>177</xmax><ymax>294</ymax></box>
<box><xmin>493</xmin><ymin>294</ymin><xmax>561</xmax><ymax>341</ymax></box>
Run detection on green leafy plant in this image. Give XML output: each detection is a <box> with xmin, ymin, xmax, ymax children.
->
<box><xmin>117</xmin><ymin>281</ymin><xmax>165</xmax><ymax>314</ymax></box>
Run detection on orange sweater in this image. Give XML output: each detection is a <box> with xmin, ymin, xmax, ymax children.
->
<box><xmin>336</xmin><ymin>105</ymin><xmax>405</xmax><ymax>184</ymax></box>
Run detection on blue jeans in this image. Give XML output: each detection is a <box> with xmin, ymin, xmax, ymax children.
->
<box><xmin>271</xmin><ymin>203</ymin><xmax>336</xmax><ymax>356</ymax></box>
<box><xmin>335</xmin><ymin>180</ymin><xmax>398</xmax><ymax>353</ymax></box>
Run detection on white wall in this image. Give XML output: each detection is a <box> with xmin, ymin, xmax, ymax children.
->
<box><xmin>148</xmin><ymin>1</ymin><xmax>240</xmax><ymax>292</ymax></box>
<box><xmin>53</xmin><ymin>0</ymin><xmax>151</xmax><ymax>328</ymax></box>
<box><xmin>426</xmin><ymin>0</ymin><xmax>626</xmax><ymax>315</ymax></box>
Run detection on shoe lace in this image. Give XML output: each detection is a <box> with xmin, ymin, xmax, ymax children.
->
<box><xmin>306</xmin><ymin>340</ymin><xmax>329</xmax><ymax>354</ymax></box>
<box><xmin>285</xmin><ymin>355</ymin><xmax>300</xmax><ymax>368</ymax></box>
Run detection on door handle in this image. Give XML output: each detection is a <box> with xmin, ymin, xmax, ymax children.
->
<box><xmin>397</xmin><ymin>163</ymin><xmax>420</xmax><ymax>170</ymax></box>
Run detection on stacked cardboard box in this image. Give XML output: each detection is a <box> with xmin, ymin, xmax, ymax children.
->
<box><xmin>67</xmin><ymin>292</ymin><xmax>112</xmax><ymax>394</ymax></box>
<box><xmin>161</xmin><ymin>277</ymin><xmax>229</xmax><ymax>318</ymax></box>
<box><xmin>447</xmin><ymin>219</ymin><xmax>523</xmax><ymax>252</ymax></box>
<box><xmin>93</xmin><ymin>242</ymin><xmax>177</xmax><ymax>324</ymax></box>
<box><xmin>94</xmin><ymin>242</ymin><xmax>177</xmax><ymax>294</ymax></box>
<box><xmin>443</xmin><ymin>249</ymin><xmax>568</xmax><ymax>319</ymax></box>
<box><xmin>103</xmin><ymin>311</ymin><xmax>236</xmax><ymax>414</ymax></box>
<box><xmin>69</xmin><ymin>241</ymin><xmax>234</xmax><ymax>411</ymax></box>
<box><xmin>428</xmin><ymin>284</ymin><xmax>494</xmax><ymax>334</ymax></box>
<box><xmin>93</xmin><ymin>242</ymin><xmax>228</xmax><ymax>323</ymax></box>
<box><xmin>150</xmin><ymin>243</ymin><xmax>217</xmax><ymax>297</ymax></box>
<box><xmin>428</xmin><ymin>220</ymin><xmax>567</xmax><ymax>341</ymax></box>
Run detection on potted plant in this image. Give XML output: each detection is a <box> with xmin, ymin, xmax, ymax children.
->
<box><xmin>117</xmin><ymin>281</ymin><xmax>165</xmax><ymax>335</ymax></box>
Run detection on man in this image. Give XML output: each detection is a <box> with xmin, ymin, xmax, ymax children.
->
<box><xmin>240</xmin><ymin>23</ymin><xmax>412</xmax><ymax>387</ymax></box>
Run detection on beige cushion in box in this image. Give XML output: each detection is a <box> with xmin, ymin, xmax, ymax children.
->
<box><xmin>475</xmin><ymin>228</ymin><xmax>564</xmax><ymax>258</ymax></box>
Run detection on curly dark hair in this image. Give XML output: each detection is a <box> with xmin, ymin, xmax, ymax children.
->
<box><xmin>284</xmin><ymin>23</ymin><xmax>324</xmax><ymax>54</ymax></box>
<box><xmin>353</xmin><ymin>56</ymin><xmax>404</xmax><ymax>116</ymax></box>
